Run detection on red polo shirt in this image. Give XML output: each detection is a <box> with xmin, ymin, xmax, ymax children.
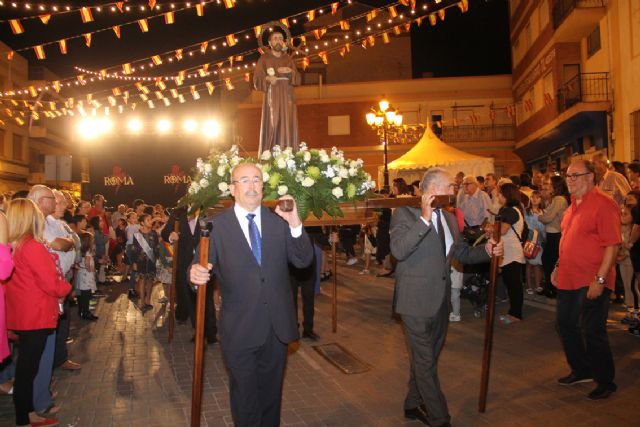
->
<box><xmin>557</xmin><ymin>187</ymin><xmax>621</xmax><ymax>291</ymax></box>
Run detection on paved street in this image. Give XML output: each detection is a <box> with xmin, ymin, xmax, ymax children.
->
<box><xmin>0</xmin><ymin>261</ymin><xmax>638</xmax><ymax>427</ymax></box>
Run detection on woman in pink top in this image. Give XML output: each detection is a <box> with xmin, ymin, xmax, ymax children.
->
<box><xmin>0</xmin><ymin>210</ymin><xmax>15</xmax><ymax>395</ymax></box>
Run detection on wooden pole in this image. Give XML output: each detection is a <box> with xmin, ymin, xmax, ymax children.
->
<box><xmin>191</xmin><ymin>224</ymin><xmax>210</xmax><ymax>427</ymax></box>
<box><xmin>478</xmin><ymin>217</ymin><xmax>502</xmax><ymax>413</ymax></box>
<box><xmin>168</xmin><ymin>219</ymin><xmax>180</xmax><ymax>343</ymax></box>
<box><xmin>331</xmin><ymin>227</ymin><xmax>338</xmax><ymax>333</ymax></box>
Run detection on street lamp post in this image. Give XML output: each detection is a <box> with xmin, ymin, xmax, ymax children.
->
<box><xmin>366</xmin><ymin>99</ymin><xmax>403</xmax><ymax>193</ymax></box>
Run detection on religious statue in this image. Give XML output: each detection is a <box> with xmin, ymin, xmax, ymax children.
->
<box><xmin>253</xmin><ymin>26</ymin><xmax>300</xmax><ymax>153</ymax></box>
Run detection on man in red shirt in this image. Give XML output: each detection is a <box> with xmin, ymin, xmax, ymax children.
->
<box><xmin>553</xmin><ymin>159</ymin><xmax>620</xmax><ymax>400</ymax></box>
<box><xmin>87</xmin><ymin>194</ymin><xmax>109</xmax><ymax>235</ymax></box>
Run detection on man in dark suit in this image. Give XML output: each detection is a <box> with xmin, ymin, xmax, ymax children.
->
<box><xmin>391</xmin><ymin>167</ymin><xmax>503</xmax><ymax>427</ymax></box>
<box><xmin>190</xmin><ymin>163</ymin><xmax>313</xmax><ymax>427</ymax></box>
<box><xmin>162</xmin><ymin>206</ymin><xmax>217</xmax><ymax>343</ymax></box>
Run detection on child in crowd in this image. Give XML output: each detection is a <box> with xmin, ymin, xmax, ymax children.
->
<box><xmin>618</xmin><ymin>206</ymin><xmax>638</xmax><ymax>324</ymax></box>
<box><xmin>359</xmin><ymin>224</ymin><xmax>377</xmax><ymax>275</ymax></box>
<box><xmin>75</xmin><ymin>231</ymin><xmax>98</xmax><ymax>321</ymax></box>
<box><xmin>154</xmin><ymin>218</ymin><xmax>172</xmax><ymax>304</ymax></box>
<box><xmin>524</xmin><ymin>190</ymin><xmax>546</xmax><ymax>295</ymax></box>
<box><xmin>131</xmin><ymin>213</ymin><xmax>160</xmax><ymax>313</ymax></box>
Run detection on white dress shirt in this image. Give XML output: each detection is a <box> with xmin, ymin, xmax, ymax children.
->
<box><xmin>233</xmin><ymin>204</ymin><xmax>302</xmax><ymax>250</ymax></box>
<box><xmin>420</xmin><ymin>209</ymin><xmax>454</xmax><ymax>256</ymax></box>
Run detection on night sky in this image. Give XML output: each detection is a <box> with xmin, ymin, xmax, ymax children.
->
<box><xmin>0</xmin><ymin>0</ymin><xmax>511</xmax><ymax>83</ymax></box>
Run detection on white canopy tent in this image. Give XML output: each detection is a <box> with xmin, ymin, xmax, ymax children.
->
<box><xmin>383</xmin><ymin>127</ymin><xmax>495</xmax><ymax>185</ymax></box>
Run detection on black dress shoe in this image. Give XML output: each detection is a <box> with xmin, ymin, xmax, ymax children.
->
<box><xmin>557</xmin><ymin>373</ymin><xmax>593</xmax><ymax>385</ymax></box>
<box><xmin>404</xmin><ymin>407</ymin><xmax>429</xmax><ymax>425</ymax></box>
<box><xmin>588</xmin><ymin>384</ymin><xmax>616</xmax><ymax>400</ymax></box>
<box><xmin>80</xmin><ymin>312</ymin><xmax>99</xmax><ymax>321</ymax></box>
<box><xmin>302</xmin><ymin>331</ymin><xmax>320</xmax><ymax>341</ymax></box>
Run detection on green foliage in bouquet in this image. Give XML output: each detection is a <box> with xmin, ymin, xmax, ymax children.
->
<box><xmin>178</xmin><ymin>143</ymin><xmax>376</xmax><ymax>220</ymax></box>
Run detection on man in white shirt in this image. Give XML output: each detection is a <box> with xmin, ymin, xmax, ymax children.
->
<box><xmin>457</xmin><ymin>175</ymin><xmax>492</xmax><ymax>227</ymax></box>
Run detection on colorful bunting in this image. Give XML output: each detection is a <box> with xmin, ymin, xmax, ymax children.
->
<box><xmin>84</xmin><ymin>33</ymin><xmax>92</xmax><ymax>47</ymax></box>
<box><xmin>9</xmin><ymin>19</ymin><xmax>24</xmax><ymax>35</ymax></box>
<box><xmin>196</xmin><ymin>3</ymin><xmax>204</xmax><ymax>16</ymax></box>
<box><xmin>151</xmin><ymin>55</ymin><xmax>162</xmax><ymax>65</ymax></box>
<box><xmin>39</xmin><ymin>14</ymin><xmax>51</xmax><ymax>25</ymax></box>
<box><xmin>226</xmin><ymin>34</ymin><xmax>236</xmax><ymax>46</ymax></box>
<box><xmin>223</xmin><ymin>0</ymin><xmax>235</xmax><ymax>9</ymax></box>
<box><xmin>138</xmin><ymin>19</ymin><xmax>149</xmax><ymax>33</ymax></box>
<box><xmin>165</xmin><ymin>12</ymin><xmax>175</xmax><ymax>24</ymax></box>
<box><xmin>113</xmin><ymin>25</ymin><xmax>121</xmax><ymax>38</ymax></box>
<box><xmin>59</xmin><ymin>39</ymin><xmax>67</xmax><ymax>54</ymax></box>
<box><xmin>34</xmin><ymin>45</ymin><xmax>46</xmax><ymax>60</ymax></box>
<box><xmin>331</xmin><ymin>2</ymin><xmax>339</xmax><ymax>15</ymax></box>
<box><xmin>80</xmin><ymin>7</ymin><xmax>94</xmax><ymax>23</ymax></box>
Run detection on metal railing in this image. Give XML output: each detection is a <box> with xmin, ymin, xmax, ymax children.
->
<box><xmin>553</xmin><ymin>0</ymin><xmax>607</xmax><ymax>29</ymax></box>
<box><xmin>440</xmin><ymin>125</ymin><xmax>514</xmax><ymax>142</ymax></box>
<box><xmin>557</xmin><ymin>72</ymin><xmax>609</xmax><ymax>113</ymax></box>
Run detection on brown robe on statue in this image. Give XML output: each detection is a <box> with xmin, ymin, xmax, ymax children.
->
<box><xmin>253</xmin><ymin>49</ymin><xmax>300</xmax><ymax>153</ymax></box>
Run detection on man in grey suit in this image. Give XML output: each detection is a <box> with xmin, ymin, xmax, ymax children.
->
<box><xmin>391</xmin><ymin>168</ymin><xmax>503</xmax><ymax>427</ymax></box>
<box><xmin>190</xmin><ymin>163</ymin><xmax>313</xmax><ymax>427</ymax></box>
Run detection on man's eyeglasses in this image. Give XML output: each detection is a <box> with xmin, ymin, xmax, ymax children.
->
<box><xmin>232</xmin><ymin>177</ymin><xmax>263</xmax><ymax>185</ymax></box>
<box><xmin>566</xmin><ymin>172</ymin><xmax>592</xmax><ymax>180</ymax></box>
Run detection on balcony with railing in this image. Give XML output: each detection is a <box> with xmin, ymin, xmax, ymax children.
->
<box><xmin>552</xmin><ymin>0</ymin><xmax>607</xmax><ymax>42</ymax></box>
<box><xmin>557</xmin><ymin>72</ymin><xmax>610</xmax><ymax>113</ymax></box>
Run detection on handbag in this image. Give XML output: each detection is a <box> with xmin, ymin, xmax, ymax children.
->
<box><xmin>523</xmin><ymin>229</ymin><xmax>541</xmax><ymax>259</ymax></box>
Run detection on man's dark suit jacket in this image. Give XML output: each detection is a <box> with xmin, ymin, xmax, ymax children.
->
<box><xmin>195</xmin><ymin>205</ymin><xmax>313</xmax><ymax>351</ymax></box>
<box><xmin>391</xmin><ymin>206</ymin><xmax>490</xmax><ymax>318</ymax></box>
<box><xmin>162</xmin><ymin>207</ymin><xmax>200</xmax><ymax>280</ymax></box>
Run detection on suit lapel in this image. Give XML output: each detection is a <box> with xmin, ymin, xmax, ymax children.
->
<box><xmin>260</xmin><ymin>206</ymin><xmax>274</xmax><ymax>267</ymax></box>
<box><xmin>224</xmin><ymin>208</ymin><xmax>258</xmax><ymax>266</ymax></box>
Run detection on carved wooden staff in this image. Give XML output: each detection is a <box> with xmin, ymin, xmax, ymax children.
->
<box><xmin>191</xmin><ymin>223</ymin><xmax>211</xmax><ymax>427</ymax></box>
<box><xmin>478</xmin><ymin>216</ymin><xmax>502</xmax><ymax>413</ymax></box>
<box><xmin>168</xmin><ymin>218</ymin><xmax>180</xmax><ymax>343</ymax></box>
<box><xmin>331</xmin><ymin>227</ymin><xmax>338</xmax><ymax>333</ymax></box>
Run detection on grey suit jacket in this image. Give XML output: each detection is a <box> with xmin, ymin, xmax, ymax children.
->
<box><xmin>194</xmin><ymin>205</ymin><xmax>313</xmax><ymax>351</ymax></box>
<box><xmin>390</xmin><ymin>206</ymin><xmax>490</xmax><ymax>318</ymax></box>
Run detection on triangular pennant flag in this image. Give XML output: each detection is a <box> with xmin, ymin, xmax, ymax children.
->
<box><xmin>191</xmin><ymin>85</ymin><xmax>200</xmax><ymax>100</ymax></box>
<box><xmin>100</xmin><ymin>69</ymin><xmax>106</xmax><ymax>79</ymax></box>
<box><xmin>78</xmin><ymin>75</ymin><xmax>85</xmax><ymax>84</ymax></box>
<box><xmin>113</xmin><ymin>25</ymin><xmax>121</xmax><ymax>38</ymax></box>
<box><xmin>331</xmin><ymin>2</ymin><xmax>339</xmax><ymax>14</ymax></box>
<box><xmin>416</xmin><ymin>17</ymin><xmax>423</xmax><ymax>27</ymax></box>
<box><xmin>155</xmin><ymin>91</ymin><xmax>163</xmax><ymax>100</ymax></box>
<box><xmin>116</xmin><ymin>2</ymin><xmax>124</xmax><ymax>13</ymax></box>
<box><xmin>147</xmin><ymin>100</ymin><xmax>155</xmax><ymax>109</ymax></box>
<box><xmin>367</xmin><ymin>35</ymin><xmax>375</xmax><ymax>47</ymax></box>
<box><xmin>299</xmin><ymin>35</ymin><xmax>307</xmax><ymax>45</ymax></box>
<box><xmin>429</xmin><ymin>14</ymin><xmax>437</xmax><ymax>26</ymax></box>
<box><xmin>151</xmin><ymin>55</ymin><xmax>162</xmax><ymax>65</ymax></box>
<box><xmin>225</xmin><ymin>78</ymin><xmax>234</xmax><ymax>90</ymax></box>
<box><xmin>201</xmin><ymin>41</ymin><xmax>208</xmax><ymax>53</ymax></box>
<box><xmin>404</xmin><ymin>23</ymin><xmax>411</xmax><ymax>32</ymax></box>
<box><xmin>175</xmin><ymin>49</ymin><xmax>183</xmax><ymax>60</ymax></box>
<box><xmin>199</xmin><ymin>67</ymin><xmax>208</xmax><ymax>77</ymax></box>
<box><xmin>196</xmin><ymin>3</ymin><xmax>204</xmax><ymax>16</ymax></box>
<box><xmin>122</xmin><ymin>63</ymin><xmax>132</xmax><ymax>74</ymax></box>
<box><xmin>344</xmin><ymin>43</ymin><xmax>351</xmax><ymax>53</ymax></box>
<box><xmin>80</xmin><ymin>7</ymin><xmax>94</xmax><ymax>23</ymax></box>
<box><xmin>178</xmin><ymin>70</ymin><xmax>186</xmax><ymax>81</ymax></box>
<box><xmin>229</xmin><ymin>56</ymin><xmax>234</xmax><ymax>67</ymax></box>
<box><xmin>140</xmin><ymin>94</ymin><xmax>148</xmax><ymax>101</ymax></box>
<box><xmin>178</xmin><ymin>95</ymin><xmax>185</xmax><ymax>104</ymax></box>
<box><xmin>138</xmin><ymin>19</ymin><xmax>149</xmax><ymax>33</ymax></box>
<box><xmin>339</xmin><ymin>47</ymin><xmax>346</xmax><ymax>57</ymax></box>
<box><xmin>438</xmin><ymin>9</ymin><xmax>446</xmax><ymax>21</ymax></box>
<box><xmin>53</xmin><ymin>81</ymin><xmax>60</xmax><ymax>92</ymax></box>
<box><xmin>9</xmin><ymin>19</ymin><xmax>24</xmax><ymax>35</ymax></box>
<box><xmin>34</xmin><ymin>45</ymin><xmax>46</xmax><ymax>60</ymax></box>
<box><xmin>206</xmin><ymin>82</ymin><xmax>214</xmax><ymax>95</ymax></box>
<box><xmin>15</xmin><ymin>118</ymin><xmax>24</xmax><ymax>126</ymax></box>
<box><xmin>226</xmin><ymin>34</ymin><xmax>236</xmax><ymax>46</ymax></box>
<box><xmin>84</xmin><ymin>33</ymin><xmax>92</xmax><ymax>47</ymax></box>
<box><xmin>339</xmin><ymin>20</ymin><xmax>350</xmax><ymax>30</ymax></box>
<box><xmin>165</xmin><ymin>12</ymin><xmax>175</xmax><ymax>24</ymax></box>
<box><xmin>382</xmin><ymin>32</ymin><xmax>390</xmax><ymax>44</ymax></box>
<box><xmin>388</xmin><ymin>6</ymin><xmax>398</xmax><ymax>18</ymax></box>
<box><xmin>223</xmin><ymin>0</ymin><xmax>235</xmax><ymax>9</ymax></box>
<box><xmin>174</xmin><ymin>76</ymin><xmax>183</xmax><ymax>86</ymax></box>
<box><xmin>39</xmin><ymin>14</ymin><xmax>51</xmax><ymax>25</ymax></box>
<box><xmin>410</xmin><ymin>0</ymin><xmax>416</xmax><ymax>9</ymax></box>
<box><xmin>7</xmin><ymin>51</ymin><xmax>14</xmax><ymax>61</ymax></box>
<box><xmin>254</xmin><ymin>25</ymin><xmax>262</xmax><ymax>38</ymax></box>
<box><xmin>318</xmin><ymin>51</ymin><xmax>328</xmax><ymax>64</ymax></box>
<box><xmin>458</xmin><ymin>0</ymin><xmax>469</xmax><ymax>13</ymax></box>
<box><xmin>156</xmin><ymin>79</ymin><xmax>166</xmax><ymax>90</ymax></box>
<box><xmin>149</xmin><ymin>0</ymin><xmax>156</xmax><ymax>9</ymax></box>
<box><xmin>59</xmin><ymin>39</ymin><xmax>67</xmax><ymax>54</ymax></box>
<box><xmin>108</xmin><ymin>96</ymin><xmax>117</xmax><ymax>106</ymax></box>
<box><xmin>29</xmin><ymin>86</ymin><xmax>38</xmax><ymax>97</ymax></box>
<box><xmin>163</xmin><ymin>98</ymin><xmax>171</xmax><ymax>107</ymax></box>
<box><xmin>170</xmin><ymin>89</ymin><xmax>179</xmax><ymax>98</ymax></box>
<box><xmin>244</xmin><ymin>72</ymin><xmax>250</xmax><ymax>82</ymax></box>
<box><xmin>302</xmin><ymin>57</ymin><xmax>310</xmax><ymax>69</ymax></box>
<box><xmin>399</xmin><ymin>0</ymin><xmax>409</xmax><ymax>5</ymax></box>
<box><xmin>308</xmin><ymin>10</ymin><xmax>315</xmax><ymax>22</ymax></box>
<box><xmin>366</xmin><ymin>10</ymin><xmax>378</xmax><ymax>22</ymax></box>
<box><xmin>112</xmin><ymin>87</ymin><xmax>121</xmax><ymax>96</ymax></box>
<box><xmin>393</xmin><ymin>25</ymin><xmax>402</xmax><ymax>35</ymax></box>
<box><xmin>280</xmin><ymin>18</ymin><xmax>289</xmax><ymax>28</ymax></box>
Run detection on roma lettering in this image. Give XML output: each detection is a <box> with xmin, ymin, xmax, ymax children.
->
<box><xmin>163</xmin><ymin>175</ymin><xmax>192</xmax><ymax>184</ymax></box>
<box><xmin>104</xmin><ymin>176</ymin><xmax>135</xmax><ymax>186</ymax></box>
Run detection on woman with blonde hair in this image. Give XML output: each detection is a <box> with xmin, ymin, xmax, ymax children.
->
<box><xmin>4</xmin><ymin>198</ymin><xmax>71</xmax><ymax>427</ymax></box>
<box><xmin>0</xmin><ymin>209</ymin><xmax>15</xmax><ymax>395</ymax></box>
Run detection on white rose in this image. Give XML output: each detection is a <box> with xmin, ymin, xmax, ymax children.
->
<box><xmin>319</xmin><ymin>153</ymin><xmax>330</xmax><ymax>163</ymax></box>
<box><xmin>189</xmin><ymin>182</ymin><xmax>200</xmax><ymax>194</ymax></box>
<box><xmin>348</xmin><ymin>167</ymin><xmax>357</xmax><ymax>177</ymax></box>
<box><xmin>303</xmin><ymin>151</ymin><xmax>311</xmax><ymax>162</ymax></box>
<box><xmin>299</xmin><ymin>141</ymin><xmax>308</xmax><ymax>151</ymax></box>
<box><xmin>230</xmin><ymin>157</ymin><xmax>240</xmax><ymax>167</ymax></box>
<box><xmin>324</xmin><ymin>167</ymin><xmax>335</xmax><ymax>178</ymax></box>
<box><xmin>267</xmin><ymin>67</ymin><xmax>275</xmax><ymax>76</ymax></box>
<box><xmin>332</xmin><ymin>176</ymin><xmax>342</xmax><ymax>185</ymax></box>
<box><xmin>332</xmin><ymin>187</ymin><xmax>343</xmax><ymax>198</ymax></box>
<box><xmin>262</xmin><ymin>172</ymin><xmax>270</xmax><ymax>182</ymax></box>
<box><xmin>199</xmin><ymin>178</ymin><xmax>209</xmax><ymax>187</ymax></box>
<box><xmin>217</xmin><ymin>165</ymin><xmax>226</xmax><ymax>177</ymax></box>
<box><xmin>339</xmin><ymin>168</ymin><xmax>349</xmax><ymax>179</ymax></box>
<box><xmin>277</xmin><ymin>158</ymin><xmax>287</xmax><ymax>169</ymax></box>
<box><xmin>286</xmin><ymin>159</ymin><xmax>296</xmax><ymax>170</ymax></box>
<box><xmin>301</xmin><ymin>177</ymin><xmax>315</xmax><ymax>187</ymax></box>
<box><xmin>204</xmin><ymin>163</ymin><xmax>213</xmax><ymax>174</ymax></box>
<box><xmin>277</xmin><ymin>185</ymin><xmax>288</xmax><ymax>196</ymax></box>
<box><xmin>218</xmin><ymin>182</ymin><xmax>229</xmax><ymax>192</ymax></box>
<box><xmin>261</xmin><ymin>150</ymin><xmax>272</xmax><ymax>160</ymax></box>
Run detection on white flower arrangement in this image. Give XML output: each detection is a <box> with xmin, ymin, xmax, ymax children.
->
<box><xmin>180</xmin><ymin>143</ymin><xmax>376</xmax><ymax>220</ymax></box>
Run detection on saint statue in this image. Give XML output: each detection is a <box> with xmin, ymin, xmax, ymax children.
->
<box><xmin>253</xmin><ymin>28</ymin><xmax>300</xmax><ymax>153</ymax></box>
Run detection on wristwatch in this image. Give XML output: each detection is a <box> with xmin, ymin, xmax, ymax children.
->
<box><xmin>595</xmin><ymin>275</ymin><xmax>606</xmax><ymax>285</ymax></box>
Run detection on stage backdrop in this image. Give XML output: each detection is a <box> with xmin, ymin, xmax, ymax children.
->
<box><xmin>85</xmin><ymin>137</ymin><xmax>212</xmax><ymax>208</ymax></box>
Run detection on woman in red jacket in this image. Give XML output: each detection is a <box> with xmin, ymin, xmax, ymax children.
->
<box><xmin>5</xmin><ymin>198</ymin><xmax>71</xmax><ymax>427</ymax></box>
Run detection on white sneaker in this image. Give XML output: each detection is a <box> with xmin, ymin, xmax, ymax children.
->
<box><xmin>346</xmin><ymin>257</ymin><xmax>358</xmax><ymax>266</ymax></box>
<box><xmin>449</xmin><ymin>313</ymin><xmax>461</xmax><ymax>322</ymax></box>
